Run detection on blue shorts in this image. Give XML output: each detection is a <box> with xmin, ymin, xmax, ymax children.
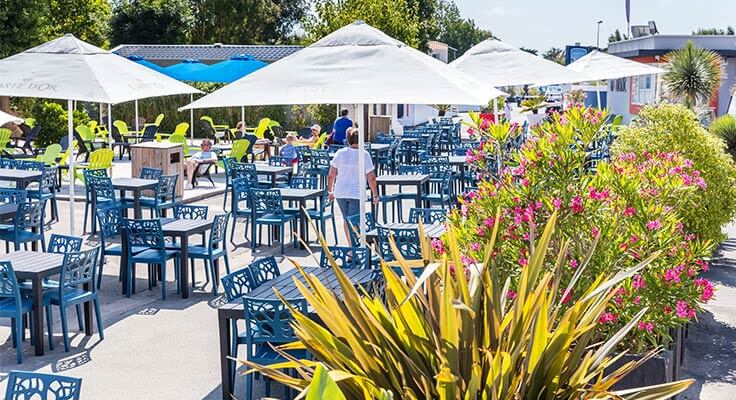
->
<box><xmin>336</xmin><ymin>198</ymin><xmax>361</xmax><ymax>218</ymax></box>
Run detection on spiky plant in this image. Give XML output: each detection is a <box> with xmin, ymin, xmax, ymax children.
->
<box><xmin>664</xmin><ymin>41</ymin><xmax>723</xmax><ymax>109</ymax></box>
<box><xmin>710</xmin><ymin>114</ymin><xmax>736</xmax><ymax>159</ymax></box>
<box><xmin>242</xmin><ymin>213</ymin><xmax>693</xmax><ymax>399</ymax></box>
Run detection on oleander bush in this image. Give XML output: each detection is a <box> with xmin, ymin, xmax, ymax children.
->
<box><xmin>612</xmin><ymin>103</ymin><xmax>736</xmax><ymax>244</ymax></box>
<box><xmin>244</xmin><ymin>215</ymin><xmax>693</xmax><ymax>399</ymax></box>
<box><xmin>32</xmin><ymin>101</ymin><xmax>90</xmax><ymax>147</ymax></box>
<box><xmin>450</xmin><ymin>106</ymin><xmax>715</xmax><ymax>351</ymax></box>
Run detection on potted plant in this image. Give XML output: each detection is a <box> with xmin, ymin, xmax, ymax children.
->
<box><xmin>430</xmin><ymin>104</ymin><xmax>452</xmax><ymax>117</ymax></box>
<box><xmin>520</xmin><ymin>95</ymin><xmax>548</xmax><ymax>126</ymax></box>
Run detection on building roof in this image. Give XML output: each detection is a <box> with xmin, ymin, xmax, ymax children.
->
<box><xmin>110</xmin><ymin>44</ymin><xmax>302</xmax><ymax>64</ymax></box>
<box><xmin>608</xmin><ymin>34</ymin><xmax>736</xmax><ymax>58</ymax></box>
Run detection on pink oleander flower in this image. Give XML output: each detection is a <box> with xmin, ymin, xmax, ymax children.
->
<box><xmin>460</xmin><ymin>255</ymin><xmax>476</xmax><ymax>266</ymax></box>
<box><xmin>632</xmin><ymin>274</ymin><xmax>646</xmax><ymax>290</ymax></box>
<box><xmin>633</xmin><ymin>296</ymin><xmax>641</xmax><ymax>305</ymax></box>
<box><xmin>675</xmin><ymin>300</ymin><xmax>696</xmax><ymax>319</ymax></box>
<box><xmin>696</xmin><ymin>259</ymin><xmax>709</xmax><ymax>272</ymax></box>
<box><xmin>561</xmin><ymin>290</ymin><xmax>572</xmax><ymax>304</ymax></box>
<box><xmin>591</xmin><ymin>226</ymin><xmax>600</xmax><ymax>239</ymax></box>
<box><xmin>638</xmin><ymin>321</ymin><xmax>654</xmax><ymax>332</ymax></box>
<box><xmin>460</xmin><ymin>205</ymin><xmax>469</xmax><ymax>217</ymax></box>
<box><xmin>588</xmin><ymin>186</ymin><xmax>610</xmax><ymax>201</ymax></box>
<box><xmin>695</xmin><ymin>278</ymin><xmax>715</xmax><ymax>301</ymax></box>
<box><xmin>568</xmin><ymin>259</ymin><xmax>578</xmax><ymax>269</ymax></box>
<box><xmin>469</xmin><ymin>242</ymin><xmax>482</xmax><ymax>252</ymax></box>
<box><xmin>599</xmin><ymin>312</ymin><xmax>618</xmax><ymax>324</ymax></box>
<box><xmin>664</xmin><ymin>268</ymin><xmax>681</xmax><ymax>283</ymax></box>
<box><xmin>431</xmin><ymin>238</ymin><xmax>445</xmax><ymax>255</ymax></box>
<box><xmin>476</xmin><ymin>226</ymin><xmax>486</xmax><ymax>236</ymax></box>
<box><xmin>646</xmin><ymin>220</ymin><xmax>661</xmax><ymax>231</ymax></box>
<box><xmin>483</xmin><ymin>217</ymin><xmax>495</xmax><ymax>228</ymax></box>
<box><xmin>518</xmin><ymin>257</ymin><xmax>528</xmax><ymax>267</ymax></box>
<box><xmin>570</xmin><ymin>196</ymin><xmax>584</xmax><ymax>213</ymax></box>
<box><xmin>506</xmin><ymin>289</ymin><xmax>517</xmax><ymax>300</ymax></box>
<box><xmin>552</xmin><ymin>197</ymin><xmax>562</xmax><ymax>209</ymax></box>
<box><xmin>624</xmin><ymin>206</ymin><xmax>636</xmax><ymax>217</ymax></box>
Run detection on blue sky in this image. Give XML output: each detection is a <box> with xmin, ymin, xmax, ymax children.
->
<box><xmin>453</xmin><ymin>0</ymin><xmax>736</xmax><ymax>51</ymax></box>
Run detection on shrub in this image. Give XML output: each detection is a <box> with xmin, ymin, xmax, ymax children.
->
<box><xmin>32</xmin><ymin>101</ymin><xmax>90</xmax><ymax>148</ymax></box>
<box><xmin>612</xmin><ymin>103</ymin><xmax>736</xmax><ymax>244</ymax></box>
<box><xmin>244</xmin><ymin>216</ymin><xmax>693</xmax><ymax>399</ymax></box>
<box><xmin>450</xmin><ymin>106</ymin><xmax>714</xmax><ymax>351</ymax></box>
<box><xmin>709</xmin><ymin>114</ymin><xmax>736</xmax><ymax>159</ymax></box>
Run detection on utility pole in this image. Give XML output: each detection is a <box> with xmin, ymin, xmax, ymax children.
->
<box><xmin>597</xmin><ymin>20</ymin><xmax>604</xmax><ymax>48</ymax></box>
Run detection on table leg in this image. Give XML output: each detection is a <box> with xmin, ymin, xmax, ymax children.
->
<box><xmin>299</xmin><ymin>199</ymin><xmax>308</xmax><ymax>249</ymax></box>
<box><xmin>121</xmin><ymin>230</ymin><xmax>129</xmax><ymax>295</ymax></box>
<box><xmin>83</xmin><ymin>282</ymin><xmax>92</xmax><ymax>335</ymax></box>
<box><xmin>180</xmin><ymin>235</ymin><xmax>190</xmax><ymax>298</ymax></box>
<box><xmin>32</xmin><ymin>276</ymin><xmax>45</xmax><ymax>356</ymax></box>
<box><xmin>219</xmin><ymin>312</ymin><xmax>233</xmax><ymax>400</ymax></box>
<box><xmin>415</xmin><ymin>183</ymin><xmax>422</xmax><ymax>208</ymax></box>
<box><xmin>119</xmin><ymin>190</ymin><xmax>128</xmax><ymax>218</ymax></box>
<box><xmin>134</xmin><ymin>190</ymin><xmax>142</xmax><ymax>219</ymax></box>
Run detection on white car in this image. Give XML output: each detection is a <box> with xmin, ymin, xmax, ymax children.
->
<box><xmin>544</xmin><ymin>86</ymin><xmax>564</xmax><ymax>104</ymax></box>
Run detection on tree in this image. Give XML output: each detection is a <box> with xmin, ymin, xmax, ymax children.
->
<box><xmin>189</xmin><ymin>0</ymin><xmax>307</xmax><ymax>45</ymax></box>
<box><xmin>302</xmin><ymin>0</ymin><xmax>422</xmax><ymax>48</ymax></box>
<box><xmin>608</xmin><ymin>29</ymin><xmax>628</xmax><ymax>43</ymax></box>
<box><xmin>434</xmin><ymin>0</ymin><xmax>493</xmax><ymax>59</ymax></box>
<box><xmin>0</xmin><ymin>0</ymin><xmax>48</xmax><ymax>59</ymax></box>
<box><xmin>693</xmin><ymin>26</ymin><xmax>735</xmax><ymax>35</ymax></box>
<box><xmin>664</xmin><ymin>41</ymin><xmax>723</xmax><ymax>110</ymax></box>
<box><xmin>542</xmin><ymin>47</ymin><xmax>564</xmax><ymax>64</ymax></box>
<box><xmin>109</xmin><ymin>0</ymin><xmax>191</xmax><ymax>46</ymax></box>
<box><xmin>45</xmin><ymin>0</ymin><xmax>111</xmax><ymax>46</ymax></box>
<box><xmin>519</xmin><ymin>47</ymin><xmax>538</xmax><ymax>56</ymax></box>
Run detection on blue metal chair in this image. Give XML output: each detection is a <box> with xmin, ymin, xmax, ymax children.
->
<box><xmin>82</xmin><ymin>168</ymin><xmax>108</xmax><ymax>234</ymax></box>
<box><xmin>421</xmin><ymin>171</ymin><xmax>454</xmax><ymax>210</ymax></box>
<box><xmin>187</xmin><ymin>213</ymin><xmax>231</xmax><ymax>295</ymax></box>
<box><xmin>345</xmin><ymin>212</ymin><xmax>376</xmax><ymax>247</ymax></box>
<box><xmin>4</xmin><ymin>370</ymin><xmax>82</xmax><ymax>399</ymax></box>
<box><xmin>222</xmin><ymin>157</ymin><xmax>236</xmax><ymax>211</ymax></box>
<box><xmin>86</xmin><ymin>175</ymin><xmax>119</xmax><ymax>234</ymax></box>
<box><xmin>250</xmin><ymin>189</ymin><xmax>297</xmax><ymax>254</ymax></box>
<box><xmin>220</xmin><ymin>266</ymin><xmax>256</xmax><ymax>385</ymax></box>
<box><xmin>242</xmin><ymin>296</ymin><xmax>308</xmax><ymax>399</ymax></box>
<box><xmin>139</xmin><ymin>167</ymin><xmax>163</xmax><ymax>180</ymax></box>
<box><xmin>289</xmin><ymin>176</ymin><xmax>318</xmax><ymax>190</ymax></box>
<box><xmin>0</xmin><ymin>262</ymin><xmax>34</xmax><ymax>364</ymax></box>
<box><xmin>26</xmin><ymin>166</ymin><xmax>59</xmax><ymax>223</ymax></box>
<box><xmin>248</xmin><ymin>256</ymin><xmax>280</xmax><ymax>287</ymax></box>
<box><xmin>229</xmin><ymin>177</ymin><xmax>252</xmax><ymax>244</ymax></box>
<box><xmin>0</xmin><ymin>200</ymin><xmax>46</xmax><ymax>252</ymax></box>
<box><xmin>121</xmin><ymin>219</ymin><xmax>181</xmax><ymax>300</ymax></box>
<box><xmin>377</xmin><ymin>226</ymin><xmax>421</xmax><ymax>262</ymax></box>
<box><xmin>408</xmin><ymin>207</ymin><xmax>447</xmax><ymax>224</ymax></box>
<box><xmin>43</xmin><ymin>247</ymin><xmax>104</xmax><ymax>352</ymax></box>
<box><xmin>0</xmin><ymin>188</ymin><xmax>27</xmax><ymax>204</ymax></box>
<box><xmin>173</xmin><ymin>204</ymin><xmax>209</xmax><ymax>220</ymax></box>
<box><xmin>320</xmin><ymin>246</ymin><xmax>371</xmax><ymax>269</ymax></box>
<box><xmin>268</xmin><ymin>156</ymin><xmax>291</xmax><ymax>186</ymax></box>
<box><xmin>307</xmin><ymin>190</ymin><xmax>338</xmax><ymax>245</ymax></box>
<box><xmin>95</xmin><ymin>207</ymin><xmax>133</xmax><ymax>289</ymax></box>
<box><xmin>306</xmin><ymin>149</ymin><xmax>330</xmax><ymax>187</ymax></box>
<box><xmin>140</xmin><ymin>174</ymin><xmax>178</xmax><ymax>218</ymax></box>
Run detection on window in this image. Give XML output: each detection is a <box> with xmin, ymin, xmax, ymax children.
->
<box><xmin>631</xmin><ymin>74</ymin><xmax>655</xmax><ymax>105</ymax></box>
<box><xmin>610</xmin><ymin>78</ymin><xmax>627</xmax><ymax>92</ymax></box>
<box><xmin>397</xmin><ymin>104</ymin><xmax>405</xmax><ymax>118</ymax></box>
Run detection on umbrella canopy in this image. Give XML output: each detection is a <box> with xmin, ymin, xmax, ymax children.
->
<box><xmin>0</xmin><ymin>34</ymin><xmax>201</xmax><ymax>104</ymax></box>
<box><xmin>126</xmin><ymin>55</ymin><xmax>168</xmax><ymax>74</ymax></box>
<box><xmin>450</xmin><ymin>39</ymin><xmax>591</xmax><ymax>87</ymax></box>
<box><xmin>181</xmin><ymin>20</ymin><xmax>503</xmax><ymax>110</ymax></box>
<box><xmin>185</xmin><ymin>54</ymin><xmax>267</xmax><ymax>83</ymax></box>
<box><xmin>566</xmin><ymin>50</ymin><xmax>665</xmax><ymax>81</ymax></box>
<box><xmin>0</xmin><ymin>110</ymin><xmax>23</xmax><ymax>126</ymax></box>
<box><xmin>164</xmin><ymin>59</ymin><xmax>208</xmax><ymax>81</ymax></box>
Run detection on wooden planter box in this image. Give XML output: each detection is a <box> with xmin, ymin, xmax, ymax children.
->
<box><xmin>607</xmin><ymin>350</ymin><xmax>675</xmax><ymax>390</ymax></box>
<box><xmin>130</xmin><ymin>142</ymin><xmax>184</xmax><ymax>198</ymax></box>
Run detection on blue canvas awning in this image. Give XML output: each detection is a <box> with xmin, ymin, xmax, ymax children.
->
<box><xmin>163</xmin><ymin>59</ymin><xmax>208</xmax><ymax>81</ymax></box>
<box><xmin>185</xmin><ymin>54</ymin><xmax>267</xmax><ymax>83</ymax></box>
<box><xmin>126</xmin><ymin>55</ymin><xmax>168</xmax><ymax>74</ymax></box>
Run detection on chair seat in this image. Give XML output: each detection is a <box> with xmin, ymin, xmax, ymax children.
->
<box><xmin>422</xmin><ymin>193</ymin><xmax>451</xmax><ymax>201</ymax></box>
<box><xmin>232</xmin><ymin>209</ymin><xmax>252</xmax><ymax>218</ymax></box>
<box><xmin>0</xmin><ymin>298</ymin><xmax>33</xmax><ymax>315</ymax></box>
<box><xmin>255</xmin><ymin>214</ymin><xmax>297</xmax><ymax>224</ymax></box>
<box><xmin>43</xmin><ymin>288</ymin><xmax>96</xmax><ymax>305</ymax></box>
<box><xmin>104</xmin><ymin>244</ymin><xmax>149</xmax><ymax>256</ymax></box>
<box><xmin>0</xmin><ymin>230</ymin><xmax>43</xmax><ymax>243</ymax></box>
<box><xmin>130</xmin><ymin>248</ymin><xmax>180</xmax><ymax>263</ymax></box>
<box><xmin>186</xmin><ymin>245</ymin><xmax>226</xmax><ymax>259</ymax></box>
<box><xmin>248</xmin><ymin>343</ymin><xmax>309</xmax><ymax>364</ymax></box>
<box><xmin>19</xmin><ymin>279</ymin><xmax>60</xmax><ymax>291</ymax></box>
<box><xmin>139</xmin><ymin>197</ymin><xmax>176</xmax><ymax>208</ymax></box>
<box><xmin>0</xmin><ymin>224</ymin><xmax>13</xmax><ymax>231</ymax></box>
<box><xmin>307</xmin><ymin>209</ymin><xmax>333</xmax><ymax>220</ymax></box>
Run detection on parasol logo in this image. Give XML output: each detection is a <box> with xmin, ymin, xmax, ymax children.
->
<box><xmin>0</xmin><ymin>81</ymin><xmax>59</xmax><ymax>92</ymax></box>
<box><xmin>128</xmin><ymin>81</ymin><xmax>166</xmax><ymax>91</ymax></box>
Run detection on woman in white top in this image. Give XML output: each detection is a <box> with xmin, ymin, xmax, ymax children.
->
<box><xmin>327</xmin><ymin>127</ymin><xmax>379</xmax><ymax>246</ymax></box>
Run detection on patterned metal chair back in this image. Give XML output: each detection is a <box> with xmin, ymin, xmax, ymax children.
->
<box><xmin>16</xmin><ymin>201</ymin><xmax>44</xmax><ymax>231</ymax></box>
<box><xmin>38</xmin><ymin>167</ymin><xmax>57</xmax><ymax>194</ymax></box>
<box><xmin>173</xmin><ymin>204</ymin><xmax>208</xmax><ymax>220</ymax></box>
<box><xmin>83</xmin><ymin>168</ymin><xmax>108</xmax><ymax>197</ymax></box>
<box><xmin>140</xmin><ymin>167</ymin><xmax>163</xmax><ymax>180</ymax></box>
<box><xmin>268</xmin><ymin>156</ymin><xmax>289</xmax><ymax>167</ymax></box>
<box><xmin>47</xmin><ymin>234</ymin><xmax>83</xmax><ymax>254</ymax></box>
<box><xmin>377</xmin><ymin>227</ymin><xmax>421</xmax><ymax>262</ymax></box>
<box><xmin>122</xmin><ymin>219</ymin><xmax>165</xmax><ymax>251</ymax></box>
<box><xmin>0</xmin><ymin>158</ymin><xmax>16</xmax><ymax>169</ymax></box>
<box><xmin>251</xmin><ymin>189</ymin><xmax>284</xmax><ymax>216</ymax></box>
<box><xmin>243</xmin><ymin>297</ymin><xmax>307</xmax><ymax>345</ymax></box>
<box><xmin>289</xmin><ymin>176</ymin><xmax>318</xmax><ymax>189</ymax></box>
<box><xmin>0</xmin><ymin>189</ymin><xmax>27</xmax><ymax>204</ymax></box>
<box><xmin>209</xmin><ymin>213</ymin><xmax>229</xmax><ymax>249</ymax></box>
<box><xmin>60</xmin><ymin>247</ymin><xmax>99</xmax><ymax>291</ymax></box>
<box><xmin>0</xmin><ymin>261</ymin><xmax>21</xmax><ymax>303</ymax></box>
<box><xmin>321</xmin><ymin>246</ymin><xmax>370</xmax><ymax>269</ymax></box>
<box><xmin>232</xmin><ymin>178</ymin><xmax>252</xmax><ymax>211</ymax></box>
<box><xmin>221</xmin><ymin>267</ymin><xmax>255</xmax><ymax>301</ymax></box>
<box><xmin>87</xmin><ymin>176</ymin><xmax>116</xmax><ymax>204</ymax></box>
<box><xmin>96</xmin><ymin>207</ymin><xmax>122</xmax><ymax>241</ymax></box>
<box><xmin>248</xmin><ymin>256</ymin><xmax>280</xmax><ymax>287</ymax></box>
<box><xmin>408</xmin><ymin>208</ymin><xmax>447</xmax><ymax>224</ymax></box>
<box><xmin>230</xmin><ymin>162</ymin><xmax>257</xmax><ymax>185</ymax></box>
<box><xmin>398</xmin><ymin>164</ymin><xmax>427</xmax><ymax>175</ymax></box>
<box><xmin>310</xmin><ymin>150</ymin><xmax>330</xmax><ymax>169</ymax></box>
<box><xmin>155</xmin><ymin>174</ymin><xmax>178</xmax><ymax>202</ymax></box>
<box><xmin>15</xmin><ymin>160</ymin><xmax>44</xmax><ymax>171</ymax></box>
<box><xmin>5</xmin><ymin>370</ymin><xmax>82</xmax><ymax>400</ymax></box>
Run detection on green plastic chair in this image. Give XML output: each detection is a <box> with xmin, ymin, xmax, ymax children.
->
<box><xmin>113</xmin><ymin>120</ymin><xmax>131</xmax><ymax>135</ymax></box>
<box><xmin>200</xmin><ymin>116</ymin><xmax>229</xmax><ymax>142</ymax></box>
<box><xmin>173</xmin><ymin>122</ymin><xmax>189</xmax><ymax>135</ymax></box>
<box><xmin>23</xmin><ymin>118</ymin><xmax>36</xmax><ymax>128</ymax></box>
<box><xmin>312</xmin><ymin>133</ymin><xmax>327</xmax><ymax>149</ymax></box>
<box><xmin>254</xmin><ymin>118</ymin><xmax>271</xmax><ymax>139</ymax></box>
<box><xmin>216</xmin><ymin>139</ymin><xmax>249</xmax><ymax>169</ymax></box>
<box><xmin>143</xmin><ymin>113</ymin><xmax>164</xmax><ymax>129</ymax></box>
<box><xmin>21</xmin><ymin>144</ymin><xmax>62</xmax><ymax>165</ymax></box>
<box><xmin>0</xmin><ymin>128</ymin><xmax>12</xmax><ymax>155</ymax></box>
<box><xmin>168</xmin><ymin>134</ymin><xmax>191</xmax><ymax>157</ymax></box>
<box><xmin>74</xmin><ymin>148</ymin><xmax>114</xmax><ymax>184</ymax></box>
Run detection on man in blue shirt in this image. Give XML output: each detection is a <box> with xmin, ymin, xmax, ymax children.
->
<box><xmin>331</xmin><ymin>109</ymin><xmax>353</xmax><ymax>145</ymax></box>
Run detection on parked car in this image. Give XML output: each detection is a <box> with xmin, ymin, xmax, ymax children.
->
<box><xmin>544</xmin><ymin>85</ymin><xmax>564</xmax><ymax>104</ymax></box>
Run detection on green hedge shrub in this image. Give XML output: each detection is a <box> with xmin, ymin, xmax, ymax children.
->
<box><xmin>32</xmin><ymin>101</ymin><xmax>90</xmax><ymax>148</ymax></box>
<box><xmin>612</xmin><ymin>103</ymin><xmax>736</xmax><ymax>244</ymax></box>
<box><xmin>709</xmin><ymin>114</ymin><xmax>736</xmax><ymax>160</ymax></box>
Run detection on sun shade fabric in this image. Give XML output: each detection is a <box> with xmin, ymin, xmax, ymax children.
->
<box><xmin>566</xmin><ymin>49</ymin><xmax>665</xmax><ymax>81</ymax></box>
<box><xmin>184</xmin><ymin>54</ymin><xmax>267</xmax><ymax>83</ymax></box>
<box><xmin>126</xmin><ymin>55</ymin><xmax>168</xmax><ymax>74</ymax></box>
<box><xmin>181</xmin><ymin>20</ymin><xmax>503</xmax><ymax>110</ymax></box>
<box><xmin>163</xmin><ymin>59</ymin><xmax>208</xmax><ymax>81</ymax></box>
<box><xmin>450</xmin><ymin>39</ymin><xmax>592</xmax><ymax>87</ymax></box>
<box><xmin>0</xmin><ymin>34</ymin><xmax>201</xmax><ymax>104</ymax></box>
<box><xmin>0</xmin><ymin>110</ymin><xmax>23</xmax><ymax>125</ymax></box>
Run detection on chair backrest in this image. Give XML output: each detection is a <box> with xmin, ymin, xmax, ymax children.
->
<box><xmin>230</xmin><ymin>162</ymin><xmax>257</xmax><ymax>185</ymax></box>
<box><xmin>96</xmin><ymin>207</ymin><xmax>122</xmax><ymax>244</ymax></box>
<box><xmin>268</xmin><ymin>156</ymin><xmax>289</xmax><ymax>167</ymax></box>
<box><xmin>168</xmin><ymin>134</ymin><xmax>189</xmax><ymax>155</ymax></box>
<box><xmin>309</xmin><ymin>149</ymin><xmax>330</xmax><ymax>169</ymax></box>
<box><xmin>377</xmin><ymin>227</ymin><xmax>421</xmax><ymax>262</ymax></box>
<box><xmin>321</xmin><ymin>246</ymin><xmax>370</xmax><ymax>269</ymax></box>
<box><xmin>152</xmin><ymin>113</ymin><xmax>165</xmax><ymax>126</ymax></box>
<box><xmin>87</xmin><ymin>149</ymin><xmax>115</xmax><ymax>170</ymax></box>
<box><xmin>289</xmin><ymin>176</ymin><xmax>318</xmax><ymax>189</ymax></box>
<box><xmin>87</xmin><ymin>175</ymin><xmax>116</xmax><ymax>205</ymax></box>
<box><xmin>0</xmin><ymin>189</ymin><xmax>27</xmax><ymax>204</ymax></box>
<box><xmin>200</xmin><ymin>115</ymin><xmax>215</xmax><ymax>128</ymax></box>
<box><xmin>248</xmin><ymin>256</ymin><xmax>280</xmax><ymax>287</ymax></box>
<box><xmin>21</xmin><ymin>125</ymin><xmax>41</xmax><ymax>151</ymax></box>
<box><xmin>230</xmin><ymin>139</ymin><xmax>250</xmax><ymax>162</ymax></box>
<box><xmin>408</xmin><ymin>208</ymin><xmax>447</xmax><ymax>224</ymax></box>
<box><xmin>0</xmin><ymin>261</ymin><xmax>22</xmax><ymax>304</ymax></box>
<box><xmin>208</xmin><ymin>213</ymin><xmax>229</xmax><ymax>250</ymax></box>
<box><xmin>121</xmin><ymin>219</ymin><xmax>165</xmax><ymax>251</ymax></box>
<box><xmin>399</xmin><ymin>164</ymin><xmax>428</xmax><ymax>175</ymax></box>
<box><xmin>83</xmin><ymin>168</ymin><xmax>108</xmax><ymax>191</ymax></box>
<box><xmin>40</xmin><ymin>144</ymin><xmax>62</xmax><ymax>165</ymax></box>
<box><xmin>113</xmin><ymin>120</ymin><xmax>129</xmax><ymax>135</ymax></box>
<box><xmin>254</xmin><ymin>118</ymin><xmax>271</xmax><ymax>139</ymax></box>
<box><xmin>221</xmin><ymin>267</ymin><xmax>255</xmax><ymax>301</ymax></box>
<box><xmin>251</xmin><ymin>189</ymin><xmax>284</xmax><ymax>216</ymax></box>
<box><xmin>243</xmin><ymin>297</ymin><xmax>307</xmax><ymax>346</ymax></box>
<box><xmin>38</xmin><ymin>167</ymin><xmax>57</xmax><ymax>194</ymax></box>
<box><xmin>173</xmin><ymin>122</ymin><xmax>189</xmax><ymax>135</ymax></box>
<box><xmin>346</xmin><ymin>212</ymin><xmax>375</xmax><ymax>245</ymax></box>
<box><xmin>232</xmin><ymin>177</ymin><xmax>252</xmax><ymax>211</ymax></box>
<box><xmin>173</xmin><ymin>204</ymin><xmax>208</xmax><ymax>220</ymax></box>
<box><xmin>15</xmin><ymin>201</ymin><xmax>44</xmax><ymax>231</ymax></box>
<box><xmin>312</xmin><ymin>133</ymin><xmax>327</xmax><ymax>149</ymax></box>
<box><xmin>327</xmin><ymin>144</ymin><xmax>344</xmax><ymax>153</ymax></box>
<box><xmin>199</xmin><ymin>120</ymin><xmax>216</xmax><ymax>138</ymax></box>
<box><xmin>155</xmin><ymin>174</ymin><xmax>178</xmax><ymax>203</ymax></box>
<box><xmin>140</xmin><ymin>167</ymin><xmax>163</xmax><ymax>180</ymax></box>
<box><xmin>15</xmin><ymin>160</ymin><xmax>45</xmax><ymax>171</ymax></box>
<box><xmin>0</xmin><ymin>128</ymin><xmax>11</xmax><ymax>149</ymax></box>
<box><xmin>47</xmin><ymin>234</ymin><xmax>83</xmax><ymax>254</ymax></box>
<box><xmin>59</xmin><ymin>247</ymin><xmax>99</xmax><ymax>294</ymax></box>
<box><xmin>270</xmin><ymin>125</ymin><xmax>285</xmax><ymax>138</ymax></box>
<box><xmin>140</xmin><ymin>125</ymin><xmax>158</xmax><ymax>142</ymax></box>
<box><xmin>4</xmin><ymin>370</ymin><xmax>82</xmax><ymax>400</ymax></box>
<box><xmin>75</xmin><ymin>125</ymin><xmax>95</xmax><ymax>141</ymax></box>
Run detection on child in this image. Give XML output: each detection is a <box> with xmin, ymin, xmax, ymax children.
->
<box><xmin>280</xmin><ymin>133</ymin><xmax>298</xmax><ymax>165</ymax></box>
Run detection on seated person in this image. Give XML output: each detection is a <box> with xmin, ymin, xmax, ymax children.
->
<box><xmin>280</xmin><ymin>134</ymin><xmax>298</xmax><ymax>165</ymax></box>
<box><xmin>300</xmin><ymin>124</ymin><xmax>321</xmax><ymax>144</ymax></box>
<box><xmin>185</xmin><ymin>139</ymin><xmax>217</xmax><ymax>189</ymax></box>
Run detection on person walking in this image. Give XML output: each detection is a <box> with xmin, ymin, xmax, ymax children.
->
<box><xmin>327</xmin><ymin>127</ymin><xmax>379</xmax><ymax>245</ymax></box>
<box><xmin>330</xmin><ymin>109</ymin><xmax>353</xmax><ymax>145</ymax></box>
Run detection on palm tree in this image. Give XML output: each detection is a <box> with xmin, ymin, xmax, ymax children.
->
<box><xmin>664</xmin><ymin>41</ymin><xmax>723</xmax><ymax>109</ymax></box>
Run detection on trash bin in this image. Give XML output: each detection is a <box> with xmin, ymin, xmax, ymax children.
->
<box><xmin>131</xmin><ymin>142</ymin><xmax>184</xmax><ymax>197</ymax></box>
